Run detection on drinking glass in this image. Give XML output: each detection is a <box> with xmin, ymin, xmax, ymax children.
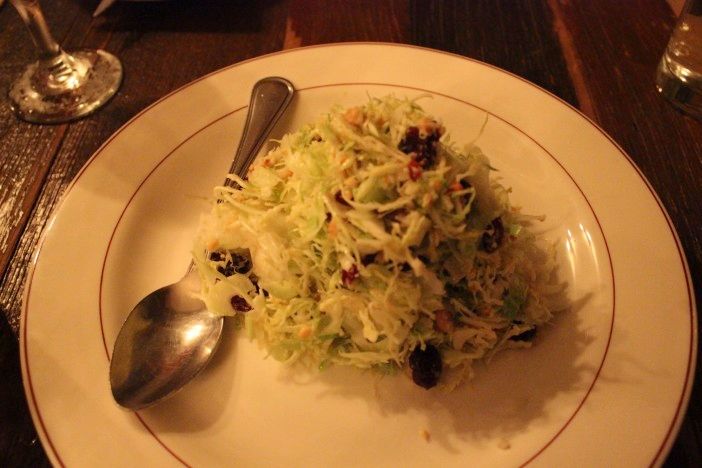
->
<box><xmin>8</xmin><ymin>0</ymin><xmax>123</xmax><ymax>124</ymax></box>
<box><xmin>656</xmin><ymin>0</ymin><xmax>702</xmax><ymax>120</ymax></box>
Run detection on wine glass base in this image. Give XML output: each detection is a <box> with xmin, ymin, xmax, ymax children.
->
<box><xmin>9</xmin><ymin>49</ymin><xmax>123</xmax><ymax>124</ymax></box>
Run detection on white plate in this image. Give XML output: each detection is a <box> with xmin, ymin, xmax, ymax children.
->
<box><xmin>21</xmin><ymin>44</ymin><xmax>696</xmax><ymax>467</ymax></box>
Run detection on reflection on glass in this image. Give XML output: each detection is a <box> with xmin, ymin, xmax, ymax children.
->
<box><xmin>8</xmin><ymin>0</ymin><xmax>123</xmax><ymax>124</ymax></box>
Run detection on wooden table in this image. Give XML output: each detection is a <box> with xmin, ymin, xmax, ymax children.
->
<box><xmin>1</xmin><ymin>1</ymin><xmax>700</xmax><ymax>466</ymax></box>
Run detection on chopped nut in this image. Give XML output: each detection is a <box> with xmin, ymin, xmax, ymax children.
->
<box><xmin>434</xmin><ymin>309</ymin><xmax>455</xmax><ymax>333</ymax></box>
<box><xmin>327</xmin><ymin>220</ymin><xmax>338</xmax><ymax>237</ymax></box>
<box><xmin>344</xmin><ymin>176</ymin><xmax>359</xmax><ymax>188</ymax></box>
<box><xmin>344</xmin><ymin>107</ymin><xmax>364</xmax><ymax>127</ymax></box>
<box><xmin>298</xmin><ymin>326</ymin><xmax>312</xmax><ymax>339</ymax></box>
<box><xmin>417</xmin><ymin>117</ymin><xmax>443</xmax><ymax>136</ymax></box>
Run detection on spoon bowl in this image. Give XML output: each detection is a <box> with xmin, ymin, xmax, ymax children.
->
<box><xmin>110</xmin><ymin>77</ymin><xmax>294</xmax><ymax>410</ymax></box>
<box><xmin>110</xmin><ymin>270</ymin><xmax>221</xmax><ymax>410</ymax></box>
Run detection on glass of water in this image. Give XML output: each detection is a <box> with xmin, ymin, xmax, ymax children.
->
<box><xmin>656</xmin><ymin>0</ymin><xmax>702</xmax><ymax>120</ymax></box>
<box><xmin>8</xmin><ymin>0</ymin><xmax>123</xmax><ymax>124</ymax></box>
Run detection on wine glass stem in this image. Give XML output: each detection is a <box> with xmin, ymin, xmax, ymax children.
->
<box><xmin>11</xmin><ymin>0</ymin><xmax>61</xmax><ymax>59</ymax></box>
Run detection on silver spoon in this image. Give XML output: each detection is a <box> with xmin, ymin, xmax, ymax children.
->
<box><xmin>110</xmin><ymin>77</ymin><xmax>295</xmax><ymax>410</ymax></box>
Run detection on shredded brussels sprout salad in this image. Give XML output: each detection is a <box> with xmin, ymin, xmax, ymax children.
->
<box><xmin>193</xmin><ymin>95</ymin><xmax>565</xmax><ymax>390</ymax></box>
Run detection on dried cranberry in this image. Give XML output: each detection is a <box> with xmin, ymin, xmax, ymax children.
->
<box><xmin>211</xmin><ymin>250</ymin><xmax>252</xmax><ymax>276</ymax></box>
<box><xmin>408</xmin><ymin>344</ymin><xmax>442</xmax><ymax>389</ymax></box>
<box><xmin>208</xmin><ymin>251</ymin><xmax>224</xmax><ymax>262</ymax></box>
<box><xmin>341</xmin><ymin>264</ymin><xmax>359</xmax><ymax>286</ymax></box>
<box><xmin>398</xmin><ymin>125</ymin><xmax>442</xmax><ymax>168</ymax></box>
<box><xmin>398</xmin><ymin>126</ymin><xmax>420</xmax><ymax>154</ymax></box>
<box><xmin>407</xmin><ymin>159</ymin><xmax>422</xmax><ymax>181</ymax></box>
<box><xmin>217</xmin><ymin>263</ymin><xmax>235</xmax><ymax>277</ymax></box>
<box><xmin>230</xmin><ymin>295</ymin><xmax>252</xmax><ymax>312</ymax></box>
<box><xmin>247</xmin><ymin>274</ymin><xmax>268</xmax><ymax>297</ymax></box>
<box><xmin>480</xmin><ymin>217</ymin><xmax>505</xmax><ymax>253</ymax></box>
<box><xmin>230</xmin><ymin>253</ymin><xmax>252</xmax><ymax>274</ymax></box>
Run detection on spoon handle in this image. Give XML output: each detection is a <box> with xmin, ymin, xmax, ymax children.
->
<box><xmin>226</xmin><ymin>77</ymin><xmax>295</xmax><ymax>184</ymax></box>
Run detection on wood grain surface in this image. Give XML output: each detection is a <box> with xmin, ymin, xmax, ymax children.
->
<box><xmin>1</xmin><ymin>1</ymin><xmax>700</xmax><ymax>466</ymax></box>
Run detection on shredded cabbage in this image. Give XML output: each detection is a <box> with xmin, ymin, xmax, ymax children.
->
<box><xmin>193</xmin><ymin>95</ymin><xmax>564</xmax><ymax>389</ymax></box>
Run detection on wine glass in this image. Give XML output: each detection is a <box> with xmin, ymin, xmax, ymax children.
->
<box><xmin>8</xmin><ymin>0</ymin><xmax>123</xmax><ymax>124</ymax></box>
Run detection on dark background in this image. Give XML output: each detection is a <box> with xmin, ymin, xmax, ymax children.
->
<box><xmin>0</xmin><ymin>1</ymin><xmax>699</xmax><ymax>466</ymax></box>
